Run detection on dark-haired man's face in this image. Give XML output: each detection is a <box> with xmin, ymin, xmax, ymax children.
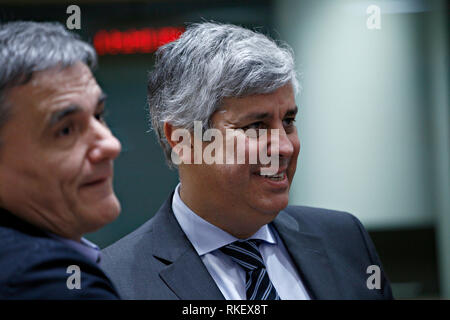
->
<box><xmin>0</xmin><ymin>62</ymin><xmax>122</xmax><ymax>240</ymax></box>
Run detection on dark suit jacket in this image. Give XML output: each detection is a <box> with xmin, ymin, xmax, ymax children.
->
<box><xmin>0</xmin><ymin>208</ymin><xmax>119</xmax><ymax>299</ymax></box>
<box><xmin>101</xmin><ymin>193</ymin><xmax>394</xmax><ymax>300</ymax></box>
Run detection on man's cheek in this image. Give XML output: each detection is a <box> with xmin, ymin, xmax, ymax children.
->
<box><xmin>223</xmin><ymin>130</ymin><xmax>247</xmax><ymax>165</ymax></box>
<box><xmin>259</xmin><ymin>130</ymin><xmax>279</xmax><ymax>175</ymax></box>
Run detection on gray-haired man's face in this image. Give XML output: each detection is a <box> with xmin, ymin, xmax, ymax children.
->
<box><xmin>176</xmin><ymin>83</ymin><xmax>300</xmax><ymax>236</ymax></box>
<box><xmin>0</xmin><ymin>62</ymin><xmax>122</xmax><ymax>240</ymax></box>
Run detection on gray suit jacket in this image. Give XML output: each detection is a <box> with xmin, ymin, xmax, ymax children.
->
<box><xmin>101</xmin><ymin>193</ymin><xmax>393</xmax><ymax>299</ymax></box>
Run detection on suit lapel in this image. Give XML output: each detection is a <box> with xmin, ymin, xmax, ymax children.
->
<box><xmin>159</xmin><ymin>249</ymin><xmax>224</xmax><ymax>299</ymax></box>
<box><xmin>148</xmin><ymin>194</ymin><xmax>224</xmax><ymax>300</ymax></box>
<box><xmin>273</xmin><ymin>210</ymin><xmax>342</xmax><ymax>299</ymax></box>
<box><xmin>147</xmin><ymin>195</ymin><xmax>343</xmax><ymax>299</ymax></box>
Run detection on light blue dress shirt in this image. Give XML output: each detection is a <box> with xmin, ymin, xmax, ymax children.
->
<box><xmin>48</xmin><ymin>233</ymin><xmax>102</xmax><ymax>264</ymax></box>
<box><xmin>172</xmin><ymin>183</ymin><xmax>310</xmax><ymax>300</ymax></box>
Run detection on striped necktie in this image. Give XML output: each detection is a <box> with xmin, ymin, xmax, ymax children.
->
<box><xmin>220</xmin><ymin>240</ymin><xmax>280</xmax><ymax>300</ymax></box>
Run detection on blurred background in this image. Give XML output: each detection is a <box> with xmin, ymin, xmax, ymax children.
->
<box><xmin>1</xmin><ymin>0</ymin><xmax>448</xmax><ymax>299</ymax></box>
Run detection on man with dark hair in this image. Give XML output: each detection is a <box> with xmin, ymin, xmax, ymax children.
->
<box><xmin>0</xmin><ymin>21</ymin><xmax>121</xmax><ymax>299</ymax></box>
<box><xmin>101</xmin><ymin>22</ymin><xmax>393</xmax><ymax>300</ymax></box>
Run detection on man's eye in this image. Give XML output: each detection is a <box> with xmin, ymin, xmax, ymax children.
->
<box><xmin>283</xmin><ymin>118</ymin><xmax>296</xmax><ymax>126</ymax></box>
<box><xmin>57</xmin><ymin>124</ymin><xmax>74</xmax><ymax>137</ymax></box>
<box><xmin>95</xmin><ymin>110</ymin><xmax>105</xmax><ymax>122</ymax></box>
<box><xmin>242</xmin><ymin>121</ymin><xmax>264</xmax><ymax>131</ymax></box>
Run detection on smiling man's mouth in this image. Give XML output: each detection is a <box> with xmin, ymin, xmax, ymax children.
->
<box><xmin>256</xmin><ymin>171</ymin><xmax>286</xmax><ymax>181</ymax></box>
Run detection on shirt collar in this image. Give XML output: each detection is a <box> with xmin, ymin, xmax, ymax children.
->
<box><xmin>47</xmin><ymin>232</ymin><xmax>102</xmax><ymax>264</ymax></box>
<box><xmin>172</xmin><ymin>183</ymin><xmax>277</xmax><ymax>256</ymax></box>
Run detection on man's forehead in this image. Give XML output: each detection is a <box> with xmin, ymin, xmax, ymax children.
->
<box><xmin>218</xmin><ymin>85</ymin><xmax>295</xmax><ymax>115</ymax></box>
<box><xmin>31</xmin><ymin>65</ymin><xmax>98</xmax><ymax>103</ymax></box>
<box><xmin>6</xmin><ymin>62</ymin><xmax>101</xmax><ymax>123</ymax></box>
<box><xmin>30</xmin><ymin>63</ymin><xmax>96</xmax><ymax>90</ymax></box>
<box><xmin>216</xmin><ymin>100</ymin><xmax>296</xmax><ymax>123</ymax></box>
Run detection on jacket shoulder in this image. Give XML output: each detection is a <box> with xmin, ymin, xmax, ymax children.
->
<box><xmin>101</xmin><ymin>195</ymin><xmax>174</xmax><ymax>262</ymax></box>
<box><xmin>279</xmin><ymin>205</ymin><xmax>360</xmax><ymax>232</ymax></box>
<box><xmin>0</xmin><ymin>225</ymin><xmax>118</xmax><ymax>299</ymax></box>
<box><xmin>276</xmin><ymin>205</ymin><xmax>394</xmax><ymax>299</ymax></box>
<box><xmin>102</xmin><ymin>214</ymin><xmax>156</xmax><ymax>262</ymax></box>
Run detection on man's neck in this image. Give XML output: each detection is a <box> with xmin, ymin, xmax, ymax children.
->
<box><xmin>177</xmin><ymin>176</ymin><xmax>275</xmax><ymax>239</ymax></box>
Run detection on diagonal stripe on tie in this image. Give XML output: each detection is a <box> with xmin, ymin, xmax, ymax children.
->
<box><xmin>220</xmin><ymin>240</ymin><xmax>280</xmax><ymax>300</ymax></box>
<box><xmin>226</xmin><ymin>244</ymin><xmax>265</xmax><ymax>265</ymax></box>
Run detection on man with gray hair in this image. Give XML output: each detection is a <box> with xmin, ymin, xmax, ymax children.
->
<box><xmin>0</xmin><ymin>21</ymin><xmax>121</xmax><ymax>299</ymax></box>
<box><xmin>102</xmin><ymin>22</ymin><xmax>393</xmax><ymax>300</ymax></box>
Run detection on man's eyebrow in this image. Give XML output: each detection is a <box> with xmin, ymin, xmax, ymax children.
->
<box><xmin>236</xmin><ymin>105</ymin><xmax>298</xmax><ymax>123</ymax></box>
<box><xmin>238</xmin><ymin>111</ymin><xmax>271</xmax><ymax>123</ymax></box>
<box><xmin>48</xmin><ymin>105</ymin><xmax>82</xmax><ymax>126</ymax></box>
<box><xmin>48</xmin><ymin>93</ymin><xmax>107</xmax><ymax>126</ymax></box>
<box><xmin>285</xmin><ymin>105</ymin><xmax>298</xmax><ymax>117</ymax></box>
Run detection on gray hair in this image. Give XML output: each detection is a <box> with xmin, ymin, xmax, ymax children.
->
<box><xmin>148</xmin><ymin>22</ymin><xmax>299</xmax><ymax>168</ymax></box>
<box><xmin>0</xmin><ymin>21</ymin><xmax>97</xmax><ymax>141</ymax></box>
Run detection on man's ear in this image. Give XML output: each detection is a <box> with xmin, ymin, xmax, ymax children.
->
<box><xmin>164</xmin><ymin>122</ymin><xmax>177</xmax><ymax>149</ymax></box>
<box><xmin>163</xmin><ymin>122</ymin><xmax>192</xmax><ymax>164</ymax></box>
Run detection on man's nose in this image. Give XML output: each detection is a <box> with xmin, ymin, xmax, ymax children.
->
<box><xmin>268</xmin><ymin>128</ymin><xmax>294</xmax><ymax>159</ymax></box>
<box><xmin>88</xmin><ymin>119</ymin><xmax>122</xmax><ymax>163</ymax></box>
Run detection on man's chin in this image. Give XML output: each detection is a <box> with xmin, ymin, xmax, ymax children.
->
<box><xmin>101</xmin><ymin>196</ymin><xmax>121</xmax><ymax>222</ymax></box>
<box><xmin>83</xmin><ymin>197</ymin><xmax>121</xmax><ymax>231</ymax></box>
<box><xmin>254</xmin><ymin>195</ymin><xmax>289</xmax><ymax>216</ymax></box>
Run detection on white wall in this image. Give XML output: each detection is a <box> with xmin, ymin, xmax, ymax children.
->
<box><xmin>274</xmin><ymin>0</ymin><xmax>437</xmax><ymax>229</ymax></box>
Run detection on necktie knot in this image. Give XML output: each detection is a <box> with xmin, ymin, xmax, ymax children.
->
<box><xmin>220</xmin><ymin>240</ymin><xmax>265</xmax><ymax>272</ymax></box>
